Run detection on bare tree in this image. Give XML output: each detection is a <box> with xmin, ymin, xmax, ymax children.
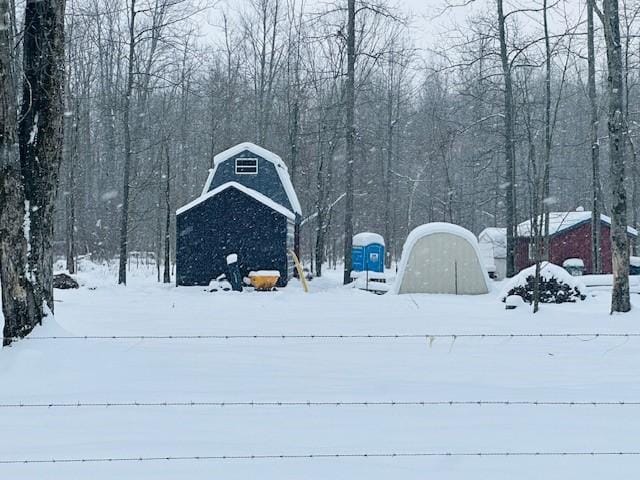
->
<box><xmin>37</xmin><ymin>0</ymin><xmax>638</xmax><ymax>292</ymax></box>
<box><xmin>16</xmin><ymin>0</ymin><xmax>67</xmax><ymax>325</ymax></box>
<box><xmin>241</xmin><ymin>0</ymin><xmax>284</xmax><ymax>145</ymax></box>
<box><xmin>163</xmin><ymin>142</ymin><xmax>171</xmax><ymax>283</ymax></box>
<box><xmin>0</xmin><ymin>0</ymin><xmax>38</xmax><ymax>345</ymax></box>
<box><xmin>343</xmin><ymin>0</ymin><xmax>355</xmax><ymax>284</ymax></box>
<box><xmin>596</xmin><ymin>0</ymin><xmax>631</xmax><ymax>312</ymax></box>
<box><xmin>497</xmin><ymin>0</ymin><xmax>517</xmax><ymax>278</ymax></box>
<box><xmin>588</xmin><ymin>0</ymin><xmax>603</xmax><ymax>274</ymax></box>
<box><xmin>118</xmin><ymin>0</ymin><xmax>137</xmax><ymax>285</ymax></box>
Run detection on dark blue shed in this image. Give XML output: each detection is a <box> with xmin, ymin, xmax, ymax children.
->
<box><xmin>632</xmin><ymin>257</ymin><xmax>640</xmax><ymax>276</ymax></box>
<box><xmin>176</xmin><ymin>143</ymin><xmax>301</xmax><ymax>287</ymax></box>
<box><xmin>351</xmin><ymin>232</ymin><xmax>385</xmax><ymax>273</ymax></box>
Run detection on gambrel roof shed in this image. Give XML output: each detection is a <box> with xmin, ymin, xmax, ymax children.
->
<box><xmin>201</xmin><ymin>142</ymin><xmax>302</xmax><ymax>216</ymax></box>
<box><xmin>175</xmin><ymin>143</ymin><xmax>301</xmax><ymax>287</ymax></box>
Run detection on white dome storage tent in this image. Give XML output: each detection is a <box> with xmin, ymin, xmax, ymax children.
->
<box><xmin>393</xmin><ymin>223</ymin><xmax>490</xmax><ymax>295</ymax></box>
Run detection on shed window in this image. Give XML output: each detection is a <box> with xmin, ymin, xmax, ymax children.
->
<box><xmin>235</xmin><ymin>157</ymin><xmax>258</xmax><ymax>175</ymax></box>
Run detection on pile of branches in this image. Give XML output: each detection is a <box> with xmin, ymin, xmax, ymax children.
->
<box><xmin>505</xmin><ymin>275</ymin><xmax>586</xmax><ymax>304</ymax></box>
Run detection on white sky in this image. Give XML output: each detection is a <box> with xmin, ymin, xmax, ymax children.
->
<box><xmin>396</xmin><ymin>0</ymin><xmax>585</xmax><ymax>52</ymax></box>
<box><xmin>206</xmin><ymin>0</ymin><xmax>586</xmax><ymax>56</ymax></box>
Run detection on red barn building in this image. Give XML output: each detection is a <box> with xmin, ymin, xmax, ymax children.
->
<box><xmin>515</xmin><ymin>210</ymin><xmax>638</xmax><ymax>274</ymax></box>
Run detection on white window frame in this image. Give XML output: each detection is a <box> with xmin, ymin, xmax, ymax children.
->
<box><xmin>235</xmin><ymin>157</ymin><xmax>258</xmax><ymax>175</ymax></box>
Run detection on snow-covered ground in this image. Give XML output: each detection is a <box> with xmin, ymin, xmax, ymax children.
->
<box><xmin>1</xmin><ymin>263</ymin><xmax>640</xmax><ymax>479</ymax></box>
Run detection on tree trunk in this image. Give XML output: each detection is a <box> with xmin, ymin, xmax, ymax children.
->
<box><xmin>163</xmin><ymin>143</ymin><xmax>171</xmax><ymax>284</ymax></box>
<box><xmin>315</xmin><ymin>128</ymin><xmax>327</xmax><ymax>278</ymax></box>
<box><xmin>588</xmin><ymin>0</ymin><xmax>603</xmax><ymax>274</ymax></box>
<box><xmin>342</xmin><ymin>0</ymin><xmax>355</xmax><ymax>284</ymax></box>
<box><xmin>497</xmin><ymin>0</ymin><xmax>517</xmax><ymax>277</ymax></box>
<box><xmin>533</xmin><ymin>0</ymin><xmax>553</xmax><ymax>314</ymax></box>
<box><xmin>17</xmin><ymin>0</ymin><xmax>66</xmax><ymax>321</ymax></box>
<box><xmin>384</xmin><ymin>54</ymin><xmax>394</xmax><ymax>269</ymax></box>
<box><xmin>65</xmin><ymin>97</ymin><xmax>78</xmax><ymax>274</ymax></box>
<box><xmin>601</xmin><ymin>0</ymin><xmax>631</xmax><ymax>312</ymax></box>
<box><xmin>0</xmin><ymin>0</ymin><xmax>39</xmax><ymax>345</ymax></box>
<box><xmin>541</xmin><ymin>0</ymin><xmax>551</xmax><ymax>258</ymax></box>
<box><xmin>315</xmin><ymin>212</ymin><xmax>325</xmax><ymax>277</ymax></box>
<box><xmin>118</xmin><ymin>0</ymin><xmax>136</xmax><ymax>285</ymax></box>
<box><xmin>65</xmin><ymin>156</ymin><xmax>76</xmax><ymax>274</ymax></box>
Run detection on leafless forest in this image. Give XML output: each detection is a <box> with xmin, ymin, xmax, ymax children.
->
<box><xmin>0</xmin><ymin>0</ymin><xmax>636</xmax><ymax>338</ymax></box>
<box><xmin>54</xmin><ymin>0</ymin><xmax>637</xmax><ymax>278</ymax></box>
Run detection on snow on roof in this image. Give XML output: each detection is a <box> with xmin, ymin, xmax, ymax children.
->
<box><xmin>562</xmin><ymin>258</ymin><xmax>585</xmax><ymax>268</ymax></box>
<box><xmin>403</xmin><ymin>222</ymin><xmax>482</xmax><ymax>248</ymax></box>
<box><xmin>353</xmin><ymin>232</ymin><xmax>385</xmax><ymax>247</ymax></box>
<box><xmin>176</xmin><ymin>181</ymin><xmax>296</xmax><ymax>220</ymax></box>
<box><xmin>631</xmin><ymin>256</ymin><xmax>640</xmax><ymax>268</ymax></box>
<box><xmin>392</xmin><ymin>222</ymin><xmax>490</xmax><ymax>294</ymax></box>
<box><xmin>478</xmin><ymin>227</ymin><xmax>507</xmax><ymax>259</ymax></box>
<box><xmin>517</xmin><ymin>211</ymin><xmax>638</xmax><ymax>237</ymax></box>
<box><xmin>202</xmin><ymin>142</ymin><xmax>302</xmax><ymax>215</ymax></box>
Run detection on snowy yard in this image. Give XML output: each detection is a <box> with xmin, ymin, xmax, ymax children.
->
<box><xmin>1</xmin><ymin>266</ymin><xmax>640</xmax><ymax>479</ymax></box>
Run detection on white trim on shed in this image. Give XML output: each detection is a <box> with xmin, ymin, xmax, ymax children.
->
<box><xmin>176</xmin><ymin>181</ymin><xmax>296</xmax><ymax>220</ymax></box>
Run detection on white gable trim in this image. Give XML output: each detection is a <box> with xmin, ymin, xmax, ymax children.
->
<box><xmin>177</xmin><ymin>181</ymin><xmax>296</xmax><ymax>220</ymax></box>
<box><xmin>201</xmin><ymin>142</ymin><xmax>302</xmax><ymax>215</ymax></box>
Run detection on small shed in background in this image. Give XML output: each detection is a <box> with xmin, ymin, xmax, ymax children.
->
<box><xmin>515</xmin><ymin>210</ymin><xmax>638</xmax><ymax>274</ymax></box>
<box><xmin>176</xmin><ymin>143</ymin><xmax>301</xmax><ymax>287</ymax></box>
<box><xmin>352</xmin><ymin>232</ymin><xmax>385</xmax><ymax>274</ymax></box>
<box><xmin>478</xmin><ymin>227</ymin><xmax>507</xmax><ymax>280</ymax></box>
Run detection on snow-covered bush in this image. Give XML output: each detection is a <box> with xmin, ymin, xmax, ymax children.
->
<box><xmin>500</xmin><ymin>262</ymin><xmax>586</xmax><ymax>304</ymax></box>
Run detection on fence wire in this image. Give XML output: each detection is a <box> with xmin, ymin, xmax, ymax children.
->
<box><xmin>1</xmin><ymin>400</ymin><xmax>640</xmax><ymax>409</ymax></box>
<box><xmin>5</xmin><ymin>332</ymin><xmax>640</xmax><ymax>342</ymax></box>
<box><xmin>2</xmin><ymin>451</ymin><xmax>640</xmax><ymax>464</ymax></box>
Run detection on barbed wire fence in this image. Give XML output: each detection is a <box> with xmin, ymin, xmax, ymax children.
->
<box><xmin>2</xmin><ymin>451</ymin><xmax>640</xmax><ymax>465</ymax></box>
<box><xmin>1</xmin><ymin>400</ymin><xmax>640</xmax><ymax>409</ymax></box>
<box><xmin>4</xmin><ymin>332</ymin><xmax>640</xmax><ymax>342</ymax></box>
<box><xmin>3</xmin><ymin>330</ymin><xmax>640</xmax><ymax>467</ymax></box>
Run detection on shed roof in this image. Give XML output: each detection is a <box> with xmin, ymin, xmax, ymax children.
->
<box><xmin>176</xmin><ymin>181</ymin><xmax>296</xmax><ymax>220</ymax></box>
<box><xmin>202</xmin><ymin>142</ymin><xmax>302</xmax><ymax>215</ymax></box>
<box><xmin>517</xmin><ymin>211</ymin><xmax>638</xmax><ymax>238</ymax></box>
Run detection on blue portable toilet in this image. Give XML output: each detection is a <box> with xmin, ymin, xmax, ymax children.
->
<box><xmin>352</xmin><ymin>232</ymin><xmax>385</xmax><ymax>273</ymax></box>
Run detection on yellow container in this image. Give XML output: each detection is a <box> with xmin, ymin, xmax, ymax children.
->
<box><xmin>248</xmin><ymin>271</ymin><xmax>281</xmax><ymax>291</ymax></box>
